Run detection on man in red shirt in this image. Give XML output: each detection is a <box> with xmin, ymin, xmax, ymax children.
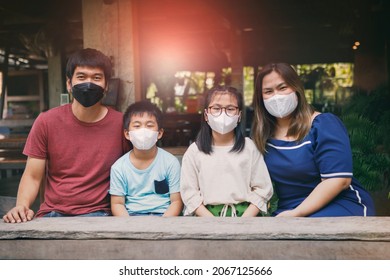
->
<box><xmin>3</xmin><ymin>48</ymin><xmax>129</xmax><ymax>223</ymax></box>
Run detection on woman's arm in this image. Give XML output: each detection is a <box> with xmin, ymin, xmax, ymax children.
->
<box><xmin>276</xmin><ymin>177</ymin><xmax>351</xmax><ymax>217</ymax></box>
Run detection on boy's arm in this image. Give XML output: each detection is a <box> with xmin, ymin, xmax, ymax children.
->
<box><xmin>163</xmin><ymin>192</ymin><xmax>183</xmax><ymax>217</ymax></box>
<box><xmin>3</xmin><ymin>157</ymin><xmax>45</xmax><ymax>223</ymax></box>
<box><xmin>111</xmin><ymin>195</ymin><xmax>129</xmax><ymax>216</ymax></box>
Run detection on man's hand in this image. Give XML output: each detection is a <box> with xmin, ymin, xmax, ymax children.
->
<box><xmin>3</xmin><ymin>206</ymin><xmax>35</xmax><ymax>223</ymax></box>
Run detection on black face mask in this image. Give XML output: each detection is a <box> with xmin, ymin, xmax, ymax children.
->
<box><xmin>71</xmin><ymin>82</ymin><xmax>105</xmax><ymax>107</ymax></box>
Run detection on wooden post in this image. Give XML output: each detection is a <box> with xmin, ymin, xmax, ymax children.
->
<box><xmin>230</xmin><ymin>29</ymin><xmax>243</xmax><ymax>93</ymax></box>
<box><xmin>48</xmin><ymin>53</ymin><xmax>64</xmax><ymax>109</ymax></box>
<box><xmin>82</xmin><ymin>0</ymin><xmax>139</xmax><ymax>112</ymax></box>
<box><xmin>0</xmin><ymin>46</ymin><xmax>9</xmax><ymax>119</ymax></box>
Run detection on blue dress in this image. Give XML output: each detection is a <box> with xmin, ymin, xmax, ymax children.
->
<box><xmin>264</xmin><ymin>113</ymin><xmax>375</xmax><ymax>217</ymax></box>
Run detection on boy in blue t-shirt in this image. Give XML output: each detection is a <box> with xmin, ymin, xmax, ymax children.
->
<box><xmin>109</xmin><ymin>101</ymin><xmax>183</xmax><ymax>216</ymax></box>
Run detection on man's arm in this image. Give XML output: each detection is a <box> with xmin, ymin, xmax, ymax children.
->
<box><xmin>3</xmin><ymin>157</ymin><xmax>46</xmax><ymax>223</ymax></box>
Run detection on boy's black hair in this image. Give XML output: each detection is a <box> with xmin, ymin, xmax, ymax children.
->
<box><xmin>65</xmin><ymin>48</ymin><xmax>112</xmax><ymax>83</ymax></box>
<box><xmin>123</xmin><ymin>101</ymin><xmax>163</xmax><ymax>130</ymax></box>
<box><xmin>196</xmin><ymin>85</ymin><xmax>245</xmax><ymax>154</ymax></box>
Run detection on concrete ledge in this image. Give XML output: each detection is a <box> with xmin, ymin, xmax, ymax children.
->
<box><xmin>1</xmin><ymin>217</ymin><xmax>389</xmax><ymax>259</ymax></box>
<box><xmin>1</xmin><ymin>217</ymin><xmax>389</xmax><ymax>241</ymax></box>
<box><xmin>1</xmin><ymin>239</ymin><xmax>389</xmax><ymax>260</ymax></box>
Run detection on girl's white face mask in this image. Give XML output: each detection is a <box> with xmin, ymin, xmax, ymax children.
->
<box><xmin>207</xmin><ymin>113</ymin><xmax>239</xmax><ymax>135</ymax></box>
<box><xmin>129</xmin><ymin>128</ymin><xmax>158</xmax><ymax>150</ymax></box>
<box><xmin>263</xmin><ymin>91</ymin><xmax>298</xmax><ymax>118</ymax></box>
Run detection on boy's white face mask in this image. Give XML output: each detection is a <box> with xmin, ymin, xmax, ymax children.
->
<box><xmin>207</xmin><ymin>113</ymin><xmax>239</xmax><ymax>135</ymax></box>
<box><xmin>263</xmin><ymin>91</ymin><xmax>298</xmax><ymax>118</ymax></box>
<box><xmin>129</xmin><ymin>128</ymin><xmax>158</xmax><ymax>150</ymax></box>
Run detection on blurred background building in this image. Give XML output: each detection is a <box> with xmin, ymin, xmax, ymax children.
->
<box><xmin>0</xmin><ymin>0</ymin><xmax>389</xmax><ymax>214</ymax></box>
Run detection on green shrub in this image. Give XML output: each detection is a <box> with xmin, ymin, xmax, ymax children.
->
<box><xmin>341</xmin><ymin>87</ymin><xmax>390</xmax><ymax>192</ymax></box>
<box><xmin>341</xmin><ymin>113</ymin><xmax>390</xmax><ymax>191</ymax></box>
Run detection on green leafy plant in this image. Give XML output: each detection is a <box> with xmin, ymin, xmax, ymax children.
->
<box><xmin>260</xmin><ymin>188</ymin><xmax>279</xmax><ymax>217</ymax></box>
<box><xmin>341</xmin><ymin>87</ymin><xmax>390</xmax><ymax>193</ymax></box>
<box><xmin>341</xmin><ymin>113</ymin><xmax>390</xmax><ymax>191</ymax></box>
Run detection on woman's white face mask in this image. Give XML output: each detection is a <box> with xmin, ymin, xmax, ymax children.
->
<box><xmin>129</xmin><ymin>128</ymin><xmax>158</xmax><ymax>150</ymax></box>
<box><xmin>207</xmin><ymin>113</ymin><xmax>239</xmax><ymax>135</ymax></box>
<box><xmin>263</xmin><ymin>92</ymin><xmax>298</xmax><ymax>118</ymax></box>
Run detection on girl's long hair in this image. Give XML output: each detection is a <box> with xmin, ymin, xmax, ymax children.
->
<box><xmin>251</xmin><ymin>63</ymin><xmax>314</xmax><ymax>154</ymax></box>
<box><xmin>196</xmin><ymin>85</ymin><xmax>245</xmax><ymax>154</ymax></box>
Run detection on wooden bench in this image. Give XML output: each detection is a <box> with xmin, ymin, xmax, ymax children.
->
<box><xmin>0</xmin><ymin>216</ymin><xmax>389</xmax><ymax>259</ymax></box>
<box><xmin>163</xmin><ymin>146</ymin><xmax>188</xmax><ymax>164</ymax></box>
<box><xmin>0</xmin><ymin>149</ymin><xmax>27</xmax><ymax>169</ymax></box>
<box><xmin>0</xmin><ymin>136</ymin><xmax>27</xmax><ymax>178</ymax></box>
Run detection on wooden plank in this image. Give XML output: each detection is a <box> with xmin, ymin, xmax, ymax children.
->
<box><xmin>0</xmin><ymin>148</ymin><xmax>26</xmax><ymax>170</ymax></box>
<box><xmin>0</xmin><ymin>136</ymin><xmax>27</xmax><ymax>149</ymax></box>
<box><xmin>0</xmin><ymin>160</ymin><xmax>26</xmax><ymax>170</ymax></box>
<box><xmin>6</xmin><ymin>96</ymin><xmax>41</xmax><ymax>102</ymax></box>
<box><xmin>0</xmin><ymin>119</ymin><xmax>34</xmax><ymax>128</ymax></box>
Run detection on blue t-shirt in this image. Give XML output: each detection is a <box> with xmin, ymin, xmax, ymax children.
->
<box><xmin>109</xmin><ymin>147</ymin><xmax>181</xmax><ymax>214</ymax></box>
<box><xmin>264</xmin><ymin>113</ymin><xmax>375</xmax><ymax>217</ymax></box>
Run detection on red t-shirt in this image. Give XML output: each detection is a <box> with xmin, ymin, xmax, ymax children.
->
<box><xmin>23</xmin><ymin>104</ymin><xmax>129</xmax><ymax>217</ymax></box>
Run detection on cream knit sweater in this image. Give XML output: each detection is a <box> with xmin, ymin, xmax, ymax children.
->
<box><xmin>180</xmin><ymin>138</ymin><xmax>274</xmax><ymax>215</ymax></box>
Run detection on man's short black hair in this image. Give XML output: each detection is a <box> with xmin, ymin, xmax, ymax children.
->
<box><xmin>65</xmin><ymin>48</ymin><xmax>112</xmax><ymax>83</ymax></box>
<box><xmin>123</xmin><ymin>101</ymin><xmax>163</xmax><ymax>130</ymax></box>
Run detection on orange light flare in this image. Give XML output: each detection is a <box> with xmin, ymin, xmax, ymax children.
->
<box><xmin>352</xmin><ymin>41</ymin><xmax>361</xmax><ymax>50</ymax></box>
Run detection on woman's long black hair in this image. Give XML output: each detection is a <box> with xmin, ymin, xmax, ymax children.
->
<box><xmin>195</xmin><ymin>85</ymin><xmax>245</xmax><ymax>154</ymax></box>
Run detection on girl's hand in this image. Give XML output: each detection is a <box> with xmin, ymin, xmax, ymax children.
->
<box><xmin>195</xmin><ymin>204</ymin><xmax>214</xmax><ymax>217</ymax></box>
<box><xmin>241</xmin><ymin>203</ymin><xmax>260</xmax><ymax>217</ymax></box>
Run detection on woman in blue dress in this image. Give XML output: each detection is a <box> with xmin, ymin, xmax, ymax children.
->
<box><xmin>251</xmin><ymin>63</ymin><xmax>375</xmax><ymax>217</ymax></box>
